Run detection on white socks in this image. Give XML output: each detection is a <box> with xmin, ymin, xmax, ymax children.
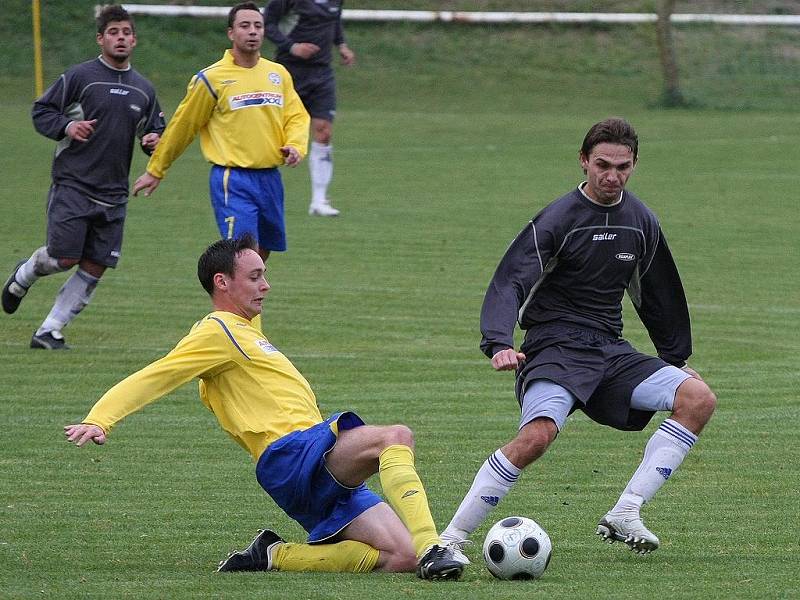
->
<box><xmin>610</xmin><ymin>418</ymin><xmax>697</xmax><ymax>515</ymax></box>
<box><xmin>443</xmin><ymin>449</ymin><xmax>521</xmax><ymax>539</ymax></box>
<box><xmin>17</xmin><ymin>246</ymin><xmax>68</xmax><ymax>287</ymax></box>
<box><xmin>309</xmin><ymin>141</ymin><xmax>333</xmax><ymax>206</ymax></box>
<box><xmin>37</xmin><ymin>268</ymin><xmax>99</xmax><ymax>335</ymax></box>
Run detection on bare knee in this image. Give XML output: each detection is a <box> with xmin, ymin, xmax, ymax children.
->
<box><xmin>77</xmin><ymin>259</ymin><xmax>106</xmax><ymax>278</ymax></box>
<box><xmin>312</xmin><ymin>119</ymin><xmax>332</xmax><ymax>144</ymax></box>
<box><xmin>381</xmin><ymin>424</ymin><xmax>414</xmax><ymax>449</ymax></box>
<box><xmin>502</xmin><ymin>417</ymin><xmax>558</xmax><ymax>469</ymax></box>
<box><xmin>673</xmin><ymin>379</ymin><xmax>717</xmax><ymax>434</ymax></box>
<box><xmin>58</xmin><ymin>257</ymin><xmax>79</xmax><ymax>270</ymax></box>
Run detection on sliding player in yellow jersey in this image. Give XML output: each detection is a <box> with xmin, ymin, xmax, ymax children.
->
<box><xmin>64</xmin><ymin>234</ymin><xmax>463</xmax><ymax>581</ymax></box>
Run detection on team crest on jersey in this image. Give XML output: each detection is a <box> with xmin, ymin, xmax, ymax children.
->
<box><xmin>615</xmin><ymin>252</ymin><xmax>636</xmax><ymax>261</ymax></box>
<box><xmin>255</xmin><ymin>339</ymin><xmax>278</xmax><ymax>354</ymax></box>
<box><xmin>230</xmin><ymin>92</ymin><xmax>283</xmax><ymax>110</ymax></box>
<box><xmin>268</xmin><ymin>72</ymin><xmax>281</xmax><ymax>85</ymax></box>
<box><xmin>129</xmin><ymin>104</ymin><xmax>141</xmax><ymax>113</ymax></box>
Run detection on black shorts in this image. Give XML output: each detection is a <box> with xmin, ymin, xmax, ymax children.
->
<box><xmin>46</xmin><ymin>184</ymin><xmax>126</xmax><ymax>268</ymax></box>
<box><xmin>286</xmin><ymin>65</ymin><xmax>336</xmax><ymax>121</ymax></box>
<box><xmin>516</xmin><ymin>322</ymin><xmax>668</xmax><ymax>431</ymax></box>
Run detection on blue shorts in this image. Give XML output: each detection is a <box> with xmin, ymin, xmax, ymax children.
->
<box><xmin>255</xmin><ymin>412</ymin><xmax>383</xmax><ymax>543</ymax></box>
<box><xmin>209</xmin><ymin>166</ymin><xmax>286</xmax><ymax>252</ymax></box>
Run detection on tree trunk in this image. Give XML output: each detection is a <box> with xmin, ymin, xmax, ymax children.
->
<box><xmin>655</xmin><ymin>0</ymin><xmax>686</xmax><ymax>106</ymax></box>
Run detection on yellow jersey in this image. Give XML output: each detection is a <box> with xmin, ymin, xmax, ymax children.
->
<box><xmin>82</xmin><ymin>311</ymin><xmax>322</xmax><ymax>460</ymax></box>
<box><xmin>146</xmin><ymin>50</ymin><xmax>310</xmax><ymax>178</ymax></box>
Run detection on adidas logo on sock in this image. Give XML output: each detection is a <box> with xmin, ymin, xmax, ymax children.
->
<box><xmin>480</xmin><ymin>495</ymin><xmax>500</xmax><ymax>506</ymax></box>
<box><xmin>656</xmin><ymin>467</ymin><xmax>673</xmax><ymax>480</ymax></box>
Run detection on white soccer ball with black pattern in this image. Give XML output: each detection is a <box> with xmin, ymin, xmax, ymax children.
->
<box><xmin>483</xmin><ymin>516</ymin><xmax>552</xmax><ymax>580</ymax></box>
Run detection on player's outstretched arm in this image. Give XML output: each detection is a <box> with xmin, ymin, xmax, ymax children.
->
<box><xmin>64</xmin><ymin>423</ymin><xmax>107</xmax><ymax>447</ymax></box>
<box><xmin>133</xmin><ymin>172</ymin><xmax>162</xmax><ymax>197</ymax></box>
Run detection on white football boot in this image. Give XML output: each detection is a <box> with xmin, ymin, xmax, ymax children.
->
<box><xmin>439</xmin><ymin>532</ymin><xmax>472</xmax><ymax>565</ymax></box>
<box><xmin>596</xmin><ymin>512</ymin><xmax>660</xmax><ymax>554</ymax></box>
<box><xmin>308</xmin><ymin>200</ymin><xmax>340</xmax><ymax>216</ymax></box>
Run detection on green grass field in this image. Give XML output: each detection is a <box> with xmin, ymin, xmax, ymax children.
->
<box><xmin>1</xmin><ymin>6</ymin><xmax>799</xmax><ymax>599</ymax></box>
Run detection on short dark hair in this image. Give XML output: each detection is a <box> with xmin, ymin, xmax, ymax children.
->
<box><xmin>580</xmin><ymin>118</ymin><xmax>639</xmax><ymax>162</ymax></box>
<box><xmin>96</xmin><ymin>5</ymin><xmax>134</xmax><ymax>34</ymax></box>
<box><xmin>228</xmin><ymin>2</ymin><xmax>263</xmax><ymax>28</ymax></box>
<box><xmin>197</xmin><ymin>234</ymin><xmax>259</xmax><ymax>295</ymax></box>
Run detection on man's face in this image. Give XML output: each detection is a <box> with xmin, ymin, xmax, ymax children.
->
<box><xmin>97</xmin><ymin>20</ymin><xmax>136</xmax><ymax>65</ymax></box>
<box><xmin>221</xmin><ymin>249</ymin><xmax>270</xmax><ymax>320</ymax></box>
<box><xmin>580</xmin><ymin>142</ymin><xmax>637</xmax><ymax>205</ymax></box>
<box><xmin>228</xmin><ymin>9</ymin><xmax>264</xmax><ymax>54</ymax></box>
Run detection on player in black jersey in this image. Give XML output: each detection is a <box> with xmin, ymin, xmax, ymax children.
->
<box><xmin>441</xmin><ymin>118</ymin><xmax>716</xmax><ymax>559</ymax></box>
<box><xmin>265</xmin><ymin>0</ymin><xmax>355</xmax><ymax>216</ymax></box>
<box><xmin>1</xmin><ymin>5</ymin><xmax>164</xmax><ymax>349</ymax></box>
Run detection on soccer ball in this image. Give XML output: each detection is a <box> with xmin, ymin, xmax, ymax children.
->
<box><xmin>483</xmin><ymin>516</ymin><xmax>552</xmax><ymax>580</ymax></box>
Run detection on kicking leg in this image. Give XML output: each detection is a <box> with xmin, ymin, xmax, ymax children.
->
<box><xmin>442</xmin><ymin>380</ymin><xmax>569</xmax><ymax>561</ymax></box>
<box><xmin>326</xmin><ymin>424</ymin><xmax>463</xmax><ymax>579</ymax></box>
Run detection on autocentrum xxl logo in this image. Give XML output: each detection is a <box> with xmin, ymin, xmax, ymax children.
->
<box><xmin>229</xmin><ymin>92</ymin><xmax>283</xmax><ymax>110</ymax></box>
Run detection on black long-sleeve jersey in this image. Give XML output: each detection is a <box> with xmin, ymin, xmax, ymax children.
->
<box><xmin>480</xmin><ymin>186</ymin><xmax>692</xmax><ymax>367</ymax></box>
<box><xmin>32</xmin><ymin>57</ymin><xmax>165</xmax><ymax>204</ymax></box>
<box><xmin>264</xmin><ymin>0</ymin><xmax>346</xmax><ymax>68</ymax></box>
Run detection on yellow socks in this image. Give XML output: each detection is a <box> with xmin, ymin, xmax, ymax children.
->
<box><xmin>378</xmin><ymin>444</ymin><xmax>441</xmax><ymax>557</ymax></box>
<box><xmin>273</xmin><ymin>540</ymin><xmax>379</xmax><ymax>573</ymax></box>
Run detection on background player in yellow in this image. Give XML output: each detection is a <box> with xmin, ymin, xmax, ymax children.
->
<box><xmin>133</xmin><ymin>2</ymin><xmax>309</xmax><ymax>263</ymax></box>
<box><xmin>64</xmin><ymin>234</ymin><xmax>463</xmax><ymax>581</ymax></box>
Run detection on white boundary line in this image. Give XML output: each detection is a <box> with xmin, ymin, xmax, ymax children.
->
<box><xmin>111</xmin><ymin>6</ymin><xmax>800</xmax><ymax>26</ymax></box>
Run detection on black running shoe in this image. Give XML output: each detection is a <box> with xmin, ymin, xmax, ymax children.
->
<box><xmin>2</xmin><ymin>260</ymin><xmax>28</xmax><ymax>314</ymax></box>
<box><xmin>217</xmin><ymin>529</ymin><xmax>284</xmax><ymax>572</ymax></box>
<box><xmin>30</xmin><ymin>330</ymin><xmax>69</xmax><ymax>350</ymax></box>
<box><xmin>416</xmin><ymin>544</ymin><xmax>463</xmax><ymax>581</ymax></box>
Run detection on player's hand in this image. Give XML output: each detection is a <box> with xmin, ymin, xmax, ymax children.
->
<box><xmin>64</xmin><ymin>423</ymin><xmax>107</xmax><ymax>447</ymax></box>
<box><xmin>133</xmin><ymin>172</ymin><xmax>161</xmax><ymax>197</ymax></box>
<box><xmin>491</xmin><ymin>348</ymin><xmax>526</xmax><ymax>371</ymax></box>
<box><xmin>681</xmin><ymin>365</ymin><xmax>704</xmax><ymax>382</ymax></box>
<box><xmin>281</xmin><ymin>146</ymin><xmax>301</xmax><ymax>167</ymax></box>
<box><xmin>290</xmin><ymin>42</ymin><xmax>320</xmax><ymax>60</ymax></box>
<box><xmin>339</xmin><ymin>44</ymin><xmax>355</xmax><ymax>66</ymax></box>
<box><xmin>65</xmin><ymin>119</ymin><xmax>98</xmax><ymax>142</ymax></box>
<box><xmin>141</xmin><ymin>132</ymin><xmax>161</xmax><ymax>151</ymax></box>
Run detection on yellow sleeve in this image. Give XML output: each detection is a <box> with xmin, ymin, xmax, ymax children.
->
<box><xmin>281</xmin><ymin>71</ymin><xmax>310</xmax><ymax>159</ymax></box>
<box><xmin>82</xmin><ymin>322</ymin><xmax>232</xmax><ymax>434</ymax></box>
<box><xmin>146</xmin><ymin>74</ymin><xmax>217</xmax><ymax>179</ymax></box>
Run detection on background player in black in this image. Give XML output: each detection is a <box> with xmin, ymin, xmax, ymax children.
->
<box><xmin>440</xmin><ymin>118</ymin><xmax>716</xmax><ymax>560</ymax></box>
<box><xmin>265</xmin><ymin>0</ymin><xmax>355</xmax><ymax>217</ymax></box>
<box><xmin>1</xmin><ymin>5</ymin><xmax>165</xmax><ymax>349</ymax></box>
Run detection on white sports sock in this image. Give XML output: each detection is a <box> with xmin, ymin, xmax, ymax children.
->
<box><xmin>443</xmin><ymin>449</ymin><xmax>521</xmax><ymax>539</ymax></box>
<box><xmin>37</xmin><ymin>268</ymin><xmax>99</xmax><ymax>335</ymax></box>
<box><xmin>309</xmin><ymin>141</ymin><xmax>333</xmax><ymax>205</ymax></box>
<box><xmin>610</xmin><ymin>418</ymin><xmax>697</xmax><ymax>514</ymax></box>
<box><xmin>17</xmin><ymin>246</ymin><xmax>68</xmax><ymax>288</ymax></box>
